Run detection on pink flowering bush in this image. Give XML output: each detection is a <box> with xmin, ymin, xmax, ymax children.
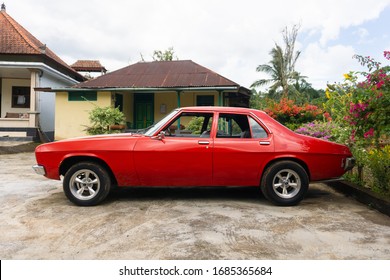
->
<box><xmin>326</xmin><ymin>51</ymin><xmax>390</xmax><ymax>147</ymax></box>
<box><xmin>295</xmin><ymin>121</ymin><xmax>340</xmax><ymax>141</ymax></box>
<box><xmin>324</xmin><ymin>51</ymin><xmax>389</xmax><ymax>195</ymax></box>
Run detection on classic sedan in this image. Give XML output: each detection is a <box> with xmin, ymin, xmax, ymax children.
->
<box><xmin>33</xmin><ymin>106</ymin><xmax>355</xmax><ymax>206</ymax></box>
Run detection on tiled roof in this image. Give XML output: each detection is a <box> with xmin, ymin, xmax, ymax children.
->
<box><xmin>74</xmin><ymin>60</ymin><xmax>244</xmax><ymax>89</ymax></box>
<box><xmin>0</xmin><ymin>8</ymin><xmax>84</xmax><ymax>81</ymax></box>
<box><xmin>71</xmin><ymin>60</ymin><xmax>107</xmax><ymax>73</ymax></box>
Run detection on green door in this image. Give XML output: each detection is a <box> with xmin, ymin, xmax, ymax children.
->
<box><xmin>134</xmin><ymin>93</ymin><xmax>154</xmax><ymax>129</ymax></box>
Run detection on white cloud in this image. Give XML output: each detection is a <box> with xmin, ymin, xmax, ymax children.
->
<box><xmin>297</xmin><ymin>43</ymin><xmax>359</xmax><ymax>88</ymax></box>
<box><xmin>355</xmin><ymin>28</ymin><xmax>369</xmax><ymax>41</ymax></box>
<box><xmin>6</xmin><ymin>0</ymin><xmax>390</xmax><ymax>89</ymax></box>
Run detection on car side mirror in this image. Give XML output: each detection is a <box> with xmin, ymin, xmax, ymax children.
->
<box><xmin>152</xmin><ymin>131</ymin><xmax>165</xmax><ymax>140</ymax></box>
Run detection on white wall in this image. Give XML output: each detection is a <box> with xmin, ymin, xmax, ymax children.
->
<box><xmin>37</xmin><ymin>71</ymin><xmax>79</xmax><ymax>141</ymax></box>
<box><xmin>1</xmin><ymin>78</ymin><xmax>30</xmax><ymax>117</ymax></box>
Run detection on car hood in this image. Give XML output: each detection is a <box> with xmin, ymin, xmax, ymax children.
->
<box><xmin>35</xmin><ymin>133</ymin><xmax>145</xmax><ymax>153</ymax></box>
<box><xmin>57</xmin><ymin>133</ymin><xmax>145</xmax><ymax>142</ymax></box>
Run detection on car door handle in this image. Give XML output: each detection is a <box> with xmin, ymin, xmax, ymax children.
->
<box><xmin>198</xmin><ymin>141</ymin><xmax>210</xmax><ymax>145</ymax></box>
<box><xmin>259</xmin><ymin>141</ymin><xmax>270</xmax><ymax>145</ymax></box>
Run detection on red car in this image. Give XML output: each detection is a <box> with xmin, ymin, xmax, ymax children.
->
<box><xmin>33</xmin><ymin>107</ymin><xmax>355</xmax><ymax>206</ymax></box>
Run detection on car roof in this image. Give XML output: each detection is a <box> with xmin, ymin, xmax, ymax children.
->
<box><xmin>178</xmin><ymin>106</ymin><xmax>262</xmax><ymax>114</ymax></box>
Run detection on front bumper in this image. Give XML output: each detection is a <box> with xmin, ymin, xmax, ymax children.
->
<box><xmin>32</xmin><ymin>164</ymin><xmax>46</xmax><ymax>176</ymax></box>
<box><xmin>343</xmin><ymin>157</ymin><xmax>356</xmax><ymax>171</ymax></box>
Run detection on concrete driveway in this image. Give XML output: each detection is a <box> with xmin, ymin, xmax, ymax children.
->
<box><xmin>0</xmin><ymin>152</ymin><xmax>389</xmax><ymax>259</ymax></box>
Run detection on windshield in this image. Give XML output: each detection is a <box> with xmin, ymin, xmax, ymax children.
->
<box><xmin>144</xmin><ymin>109</ymin><xmax>179</xmax><ymax>136</ymax></box>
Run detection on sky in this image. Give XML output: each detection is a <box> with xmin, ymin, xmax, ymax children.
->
<box><xmin>5</xmin><ymin>0</ymin><xmax>390</xmax><ymax>90</ymax></box>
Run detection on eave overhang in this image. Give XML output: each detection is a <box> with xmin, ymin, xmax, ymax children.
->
<box><xmin>36</xmin><ymin>86</ymin><xmax>252</xmax><ymax>96</ymax></box>
<box><xmin>0</xmin><ymin>61</ymin><xmax>80</xmax><ymax>85</ymax></box>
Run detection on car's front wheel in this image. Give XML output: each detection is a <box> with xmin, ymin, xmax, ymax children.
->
<box><xmin>261</xmin><ymin>161</ymin><xmax>309</xmax><ymax>206</ymax></box>
<box><xmin>63</xmin><ymin>162</ymin><xmax>111</xmax><ymax>206</ymax></box>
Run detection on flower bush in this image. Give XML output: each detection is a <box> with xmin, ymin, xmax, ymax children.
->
<box><xmin>324</xmin><ymin>51</ymin><xmax>390</xmax><ymax>197</ymax></box>
<box><xmin>295</xmin><ymin>121</ymin><xmax>345</xmax><ymax>142</ymax></box>
<box><xmin>326</xmin><ymin>52</ymin><xmax>390</xmax><ymax>148</ymax></box>
<box><xmin>264</xmin><ymin>98</ymin><xmax>326</xmax><ymax>130</ymax></box>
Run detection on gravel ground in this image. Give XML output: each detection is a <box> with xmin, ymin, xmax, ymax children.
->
<box><xmin>0</xmin><ymin>152</ymin><xmax>389</xmax><ymax>260</ymax></box>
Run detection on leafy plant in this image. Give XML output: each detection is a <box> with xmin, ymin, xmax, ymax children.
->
<box><xmin>366</xmin><ymin>145</ymin><xmax>390</xmax><ymax>194</ymax></box>
<box><xmin>187</xmin><ymin>117</ymin><xmax>205</xmax><ymax>135</ymax></box>
<box><xmin>85</xmin><ymin>106</ymin><xmax>125</xmax><ymax>135</ymax></box>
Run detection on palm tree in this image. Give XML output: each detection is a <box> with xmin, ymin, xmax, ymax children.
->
<box><xmin>252</xmin><ymin>25</ymin><xmax>302</xmax><ymax>99</ymax></box>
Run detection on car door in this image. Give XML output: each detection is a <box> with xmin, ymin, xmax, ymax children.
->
<box><xmin>212</xmin><ymin>113</ymin><xmax>274</xmax><ymax>186</ymax></box>
<box><xmin>133</xmin><ymin>112</ymin><xmax>214</xmax><ymax>186</ymax></box>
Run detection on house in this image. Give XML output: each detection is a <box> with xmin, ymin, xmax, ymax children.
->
<box><xmin>71</xmin><ymin>60</ymin><xmax>107</xmax><ymax>79</ymax></box>
<box><xmin>51</xmin><ymin>60</ymin><xmax>252</xmax><ymax>140</ymax></box>
<box><xmin>0</xmin><ymin>4</ymin><xmax>84</xmax><ymax>141</ymax></box>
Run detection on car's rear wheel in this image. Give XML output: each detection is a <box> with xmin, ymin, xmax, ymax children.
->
<box><xmin>63</xmin><ymin>162</ymin><xmax>111</xmax><ymax>206</ymax></box>
<box><xmin>261</xmin><ymin>161</ymin><xmax>308</xmax><ymax>206</ymax></box>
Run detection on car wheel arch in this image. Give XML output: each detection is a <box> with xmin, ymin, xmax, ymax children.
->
<box><xmin>59</xmin><ymin>156</ymin><xmax>117</xmax><ymax>186</ymax></box>
<box><xmin>260</xmin><ymin>157</ymin><xmax>311</xmax><ymax>183</ymax></box>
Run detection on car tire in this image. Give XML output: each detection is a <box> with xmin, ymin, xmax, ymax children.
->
<box><xmin>261</xmin><ymin>161</ymin><xmax>309</xmax><ymax>206</ymax></box>
<box><xmin>63</xmin><ymin>162</ymin><xmax>111</xmax><ymax>206</ymax></box>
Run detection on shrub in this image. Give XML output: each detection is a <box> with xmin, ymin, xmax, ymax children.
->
<box><xmin>295</xmin><ymin>121</ymin><xmax>338</xmax><ymax>141</ymax></box>
<box><xmin>186</xmin><ymin>117</ymin><xmax>204</xmax><ymax>135</ymax></box>
<box><xmin>295</xmin><ymin>121</ymin><xmax>353</xmax><ymax>145</ymax></box>
<box><xmin>325</xmin><ymin>52</ymin><xmax>390</xmax><ymax>148</ymax></box>
<box><xmin>366</xmin><ymin>145</ymin><xmax>390</xmax><ymax>194</ymax></box>
<box><xmin>85</xmin><ymin>106</ymin><xmax>125</xmax><ymax>135</ymax></box>
<box><xmin>264</xmin><ymin>98</ymin><xmax>327</xmax><ymax>130</ymax></box>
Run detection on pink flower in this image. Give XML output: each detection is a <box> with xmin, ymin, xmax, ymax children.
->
<box><xmin>364</xmin><ymin>128</ymin><xmax>374</xmax><ymax>138</ymax></box>
<box><xmin>350</xmin><ymin>130</ymin><xmax>356</xmax><ymax>142</ymax></box>
<box><xmin>376</xmin><ymin>80</ymin><xmax>385</xmax><ymax>89</ymax></box>
<box><xmin>384</xmin><ymin>51</ymin><xmax>390</xmax><ymax>60</ymax></box>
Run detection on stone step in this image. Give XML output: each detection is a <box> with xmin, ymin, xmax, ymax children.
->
<box><xmin>0</xmin><ymin>136</ymin><xmax>34</xmax><ymax>142</ymax></box>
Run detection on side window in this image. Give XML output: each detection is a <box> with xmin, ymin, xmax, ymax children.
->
<box><xmin>249</xmin><ymin>117</ymin><xmax>268</xmax><ymax>138</ymax></box>
<box><xmin>217</xmin><ymin>114</ymin><xmax>251</xmax><ymax>138</ymax></box>
<box><xmin>164</xmin><ymin>112</ymin><xmax>213</xmax><ymax>138</ymax></box>
<box><xmin>12</xmin><ymin>86</ymin><xmax>30</xmax><ymax>108</ymax></box>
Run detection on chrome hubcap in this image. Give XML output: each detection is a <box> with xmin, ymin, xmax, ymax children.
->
<box><xmin>69</xmin><ymin>169</ymin><xmax>100</xmax><ymax>200</ymax></box>
<box><xmin>272</xmin><ymin>169</ymin><xmax>301</xmax><ymax>199</ymax></box>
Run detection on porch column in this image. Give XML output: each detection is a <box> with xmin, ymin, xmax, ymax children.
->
<box><xmin>176</xmin><ymin>91</ymin><xmax>182</xmax><ymax>108</ymax></box>
<box><xmin>28</xmin><ymin>69</ymin><xmax>40</xmax><ymax>127</ymax></box>
<box><xmin>176</xmin><ymin>91</ymin><xmax>182</xmax><ymax>128</ymax></box>
<box><xmin>218</xmin><ymin>90</ymin><xmax>223</xmax><ymax>106</ymax></box>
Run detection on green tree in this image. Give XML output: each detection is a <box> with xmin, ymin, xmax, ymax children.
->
<box><xmin>293</xmin><ymin>78</ymin><xmax>325</xmax><ymax>104</ymax></box>
<box><xmin>140</xmin><ymin>47</ymin><xmax>178</xmax><ymax>62</ymax></box>
<box><xmin>252</xmin><ymin>24</ymin><xmax>303</xmax><ymax>99</ymax></box>
<box><xmin>152</xmin><ymin>47</ymin><xmax>177</xmax><ymax>61</ymax></box>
